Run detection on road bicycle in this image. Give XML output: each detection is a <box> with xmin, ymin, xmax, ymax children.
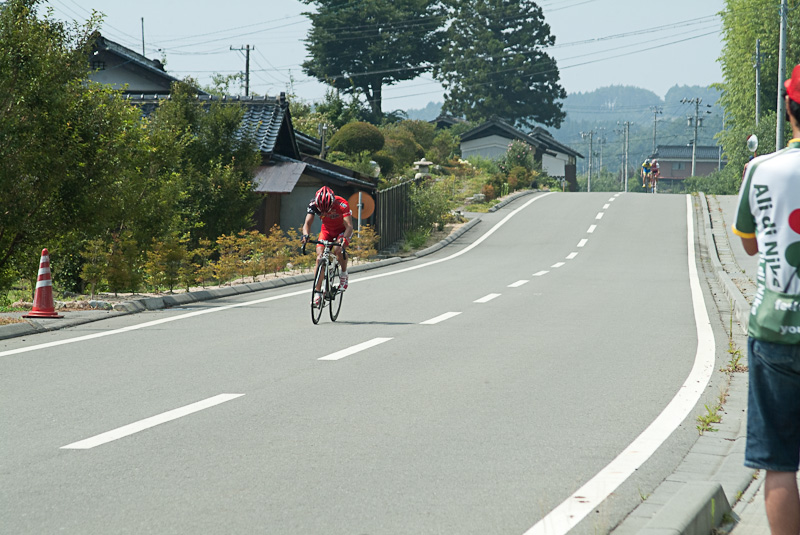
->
<box><xmin>302</xmin><ymin>239</ymin><xmax>344</xmax><ymax>324</ymax></box>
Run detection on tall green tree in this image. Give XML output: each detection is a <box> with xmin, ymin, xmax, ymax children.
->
<box><xmin>434</xmin><ymin>0</ymin><xmax>566</xmax><ymax>129</ymax></box>
<box><xmin>715</xmin><ymin>0</ymin><xmax>800</xmax><ymax>182</ymax></box>
<box><xmin>0</xmin><ymin>0</ymin><xmax>110</xmax><ymax>288</ymax></box>
<box><xmin>300</xmin><ymin>0</ymin><xmax>443</xmax><ymax>119</ymax></box>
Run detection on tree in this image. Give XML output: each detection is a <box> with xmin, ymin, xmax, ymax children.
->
<box><xmin>0</xmin><ymin>0</ymin><xmax>105</xmax><ymax>289</ymax></box>
<box><xmin>434</xmin><ymin>0</ymin><xmax>566</xmax><ymax>129</ymax></box>
<box><xmin>300</xmin><ymin>0</ymin><xmax>443</xmax><ymax>119</ymax></box>
<box><xmin>715</xmin><ymin>0</ymin><xmax>800</xmax><ymax>184</ymax></box>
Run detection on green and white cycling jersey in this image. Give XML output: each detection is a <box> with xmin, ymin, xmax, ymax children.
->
<box><xmin>733</xmin><ymin>139</ymin><xmax>800</xmax><ymax>343</ymax></box>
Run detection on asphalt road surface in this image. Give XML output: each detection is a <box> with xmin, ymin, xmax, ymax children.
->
<box><xmin>1</xmin><ymin>192</ymin><xmax>730</xmax><ymax>535</ymax></box>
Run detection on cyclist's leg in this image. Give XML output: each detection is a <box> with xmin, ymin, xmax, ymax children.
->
<box><xmin>333</xmin><ymin>245</ymin><xmax>348</xmax><ymax>290</ymax></box>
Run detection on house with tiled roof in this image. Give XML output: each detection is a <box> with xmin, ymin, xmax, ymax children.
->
<box><xmin>651</xmin><ymin>145</ymin><xmax>726</xmax><ymax>188</ymax></box>
<box><xmin>459</xmin><ymin>119</ymin><xmax>583</xmax><ymax>186</ymax></box>
<box><xmin>125</xmin><ymin>93</ymin><xmax>377</xmax><ymax>234</ymax></box>
<box><xmin>88</xmin><ymin>34</ymin><xmax>203</xmax><ymax>95</ymax></box>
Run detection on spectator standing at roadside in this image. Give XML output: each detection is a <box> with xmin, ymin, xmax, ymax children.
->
<box><xmin>732</xmin><ymin>64</ymin><xmax>800</xmax><ymax>535</ymax></box>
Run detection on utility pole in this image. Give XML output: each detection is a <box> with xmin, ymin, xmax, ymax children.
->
<box><xmin>681</xmin><ymin>98</ymin><xmax>711</xmax><ymax>177</ymax></box>
<box><xmin>230</xmin><ymin>45</ymin><xmax>254</xmax><ymax>96</ymax></box>
<box><xmin>617</xmin><ymin>121</ymin><xmax>632</xmax><ymax>192</ymax></box>
<box><xmin>776</xmin><ymin>0</ymin><xmax>788</xmax><ymax>148</ymax></box>
<box><xmin>649</xmin><ymin>106</ymin><xmax>662</xmax><ymax>154</ymax></box>
<box><xmin>141</xmin><ymin>18</ymin><xmax>145</xmax><ymax>56</ymax></box>
<box><xmin>580</xmin><ymin>130</ymin><xmax>596</xmax><ymax>192</ymax></box>
<box><xmin>755</xmin><ymin>38</ymin><xmax>763</xmax><ymax>125</ymax></box>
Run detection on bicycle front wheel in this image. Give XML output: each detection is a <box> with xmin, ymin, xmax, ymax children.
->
<box><xmin>328</xmin><ymin>263</ymin><xmax>343</xmax><ymax>322</ymax></box>
<box><xmin>311</xmin><ymin>261</ymin><xmax>326</xmax><ymax>324</ymax></box>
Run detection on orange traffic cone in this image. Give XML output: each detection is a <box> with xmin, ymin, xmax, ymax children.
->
<box><xmin>23</xmin><ymin>248</ymin><xmax>63</xmax><ymax>319</ymax></box>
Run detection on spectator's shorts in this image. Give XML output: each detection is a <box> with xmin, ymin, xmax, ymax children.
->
<box><xmin>745</xmin><ymin>338</ymin><xmax>800</xmax><ymax>472</ymax></box>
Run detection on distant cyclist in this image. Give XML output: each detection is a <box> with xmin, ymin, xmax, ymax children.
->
<box><xmin>641</xmin><ymin>158</ymin><xmax>652</xmax><ymax>188</ymax></box>
<box><xmin>301</xmin><ymin>186</ymin><xmax>354</xmax><ymax>305</ymax></box>
<box><xmin>650</xmin><ymin>159</ymin><xmax>660</xmax><ymax>189</ymax></box>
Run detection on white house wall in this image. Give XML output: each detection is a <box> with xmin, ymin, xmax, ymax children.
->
<box><xmin>461</xmin><ymin>135</ymin><xmax>512</xmax><ymax>160</ymax></box>
<box><xmin>280</xmin><ymin>185</ymin><xmax>320</xmax><ymax>233</ymax></box>
<box><xmin>542</xmin><ymin>153</ymin><xmax>567</xmax><ymax>178</ymax></box>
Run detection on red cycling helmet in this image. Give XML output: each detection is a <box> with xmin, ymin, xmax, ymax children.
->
<box><xmin>315</xmin><ymin>186</ymin><xmax>335</xmax><ymax>212</ymax></box>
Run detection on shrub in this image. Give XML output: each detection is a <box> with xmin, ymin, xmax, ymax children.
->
<box><xmin>398</xmin><ymin>120</ymin><xmax>436</xmax><ymax>150</ymax></box>
<box><xmin>328</xmin><ymin>121</ymin><xmax>385</xmax><ymax>155</ymax></box>
<box><xmin>410</xmin><ymin>180</ymin><xmax>452</xmax><ymax>232</ymax></box>
<box><xmin>427</xmin><ymin>129</ymin><xmax>461</xmax><ymax>164</ymax></box>
<box><xmin>481</xmin><ymin>183</ymin><xmax>496</xmax><ymax>200</ymax></box>
<box><xmin>144</xmin><ymin>233</ymin><xmax>189</xmax><ymax>293</ymax></box>
<box><xmin>350</xmin><ymin>225</ymin><xmax>379</xmax><ymax>261</ymax></box>
<box><xmin>372</xmin><ymin>150</ymin><xmax>396</xmax><ymax>177</ymax></box>
<box><xmin>80</xmin><ymin>238</ymin><xmax>107</xmax><ymax>299</ymax></box>
<box><xmin>382</xmin><ymin>128</ymin><xmax>425</xmax><ymax>170</ymax></box>
<box><xmin>498</xmin><ymin>140</ymin><xmax>536</xmax><ymax>174</ymax></box>
<box><xmin>106</xmin><ymin>231</ymin><xmax>142</xmax><ymax>295</ymax></box>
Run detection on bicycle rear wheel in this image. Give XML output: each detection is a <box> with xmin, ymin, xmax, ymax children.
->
<box><xmin>311</xmin><ymin>261</ymin><xmax>326</xmax><ymax>324</ymax></box>
<box><xmin>328</xmin><ymin>263</ymin><xmax>343</xmax><ymax>322</ymax></box>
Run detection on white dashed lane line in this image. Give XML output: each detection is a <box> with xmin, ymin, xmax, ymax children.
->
<box><xmin>533</xmin><ymin>270</ymin><xmax>549</xmax><ymax>276</ymax></box>
<box><xmin>61</xmin><ymin>394</ymin><xmax>245</xmax><ymax>450</ymax></box>
<box><xmin>318</xmin><ymin>337</ymin><xmax>393</xmax><ymax>361</ymax></box>
<box><xmin>420</xmin><ymin>312</ymin><xmax>462</xmax><ymax>325</ymax></box>
<box><xmin>474</xmin><ymin>293</ymin><xmax>501</xmax><ymax>303</ymax></box>
<box><xmin>603</xmin><ymin>204</ymin><xmax>610</xmax><ymax>209</ymax></box>
<box><xmin>588</xmin><ymin>225</ymin><xmax>597</xmax><ymax>233</ymax></box>
<box><xmin>551</xmin><ymin>262</ymin><xmax>565</xmax><ymax>268</ymax></box>
<box><xmin>596</xmin><ymin>212</ymin><xmax>604</xmax><ymax>220</ymax></box>
<box><xmin>508</xmin><ymin>280</ymin><xmax>529</xmax><ymax>288</ymax></box>
<box><xmin>566</xmin><ymin>252</ymin><xmax>578</xmax><ymax>260</ymax></box>
<box><xmin>577</xmin><ymin>239</ymin><xmax>588</xmax><ymax>248</ymax></box>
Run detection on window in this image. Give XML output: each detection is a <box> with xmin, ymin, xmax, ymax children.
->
<box><xmin>672</xmin><ymin>162</ymin><xmax>686</xmax><ymax>170</ymax></box>
<box><xmin>92</xmin><ymin>61</ymin><xmax>106</xmax><ymax>71</ymax></box>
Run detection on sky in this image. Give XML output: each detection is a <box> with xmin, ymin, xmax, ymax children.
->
<box><xmin>44</xmin><ymin>0</ymin><xmax>727</xmax><ymax>112</ymax></box>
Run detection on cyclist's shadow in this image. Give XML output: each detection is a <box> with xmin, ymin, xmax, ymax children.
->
<box><xmin>335</xmin><ymin>320</ymin><xmax>415</xmax><ymax>326</ymax></box>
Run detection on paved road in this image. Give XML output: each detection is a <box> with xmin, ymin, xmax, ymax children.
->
<box><xmin>1</xmin><ymin>192</ymin><xmax>731</xmax><ymax>534</ymax></box>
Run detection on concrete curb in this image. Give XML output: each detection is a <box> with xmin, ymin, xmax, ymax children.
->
<box><xmin>488</xmin><ymin>189</ymin><xmax>543</xmax><ymax>212</ymax></box>
<box><xmin>698</xmin><ymin>192</ymin><xmax>750</xmax><ymax>336</ymax></box>
<box><xmin>0</xmin><ymin>216</ymin><xmax>485</xmax><ymax>340</ymax></box>
<box><xmin>640</xmin><ymin>482</ymin><xmax>732</xmax><ymax>535</ymax></box>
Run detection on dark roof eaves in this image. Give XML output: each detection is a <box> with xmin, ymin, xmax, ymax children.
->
<box><xmin>271</xmin><ymin>154</ymin><xmax>375</xmax><ymax>189</ymax></box>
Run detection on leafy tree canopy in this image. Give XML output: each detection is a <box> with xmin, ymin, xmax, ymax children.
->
<box><xmin>434</xmin><ymin>0</ymin><xmax>566</xmax><ymax>129</ymax></box>
<box><xmin>300</xmin><ymin>0</ymin><xmax>443</xmax><ymax>119</ymax></box>
<box><xmin>715</xmin><ymin>0</ymin><xmax>799</xmax><ymax>183</ymax></box>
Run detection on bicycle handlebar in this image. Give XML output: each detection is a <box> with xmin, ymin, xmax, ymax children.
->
<box><xmin>301</xmin><ymin>239</ymin><xmax>345</xmax><ymax>255</ymax></box>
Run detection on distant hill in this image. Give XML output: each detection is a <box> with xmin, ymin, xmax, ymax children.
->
<box><xmin>403</xmin><ymin>101</ymin><xmax>443</xmax><ymax>121</ymax></box>
<box><xmin>401</xmin><ymin>85</ymin><xmax>724</xmax><ymax>174</ymax></box>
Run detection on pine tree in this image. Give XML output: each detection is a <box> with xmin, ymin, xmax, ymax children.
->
<box><xmin>434</xmin><ymin>0</ymin><xmax>566</xmax><ymax>129</ymax></box>
<box><xmin>300</xmin><ymin>0</ymin><xmax>443</xmax><ymax>119</ymax></box>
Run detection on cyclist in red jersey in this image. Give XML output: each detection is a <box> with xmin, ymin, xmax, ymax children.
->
<box><xmin>301</xmin><ymin>186</ymin><xmax>354</xmax><ymax>305</ymax></box>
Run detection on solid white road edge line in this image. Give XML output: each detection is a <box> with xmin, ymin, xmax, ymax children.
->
<box><xmin>1</xmin><ymin>193</ymin><xmax>556</xmax><ymax>358</ymax></box>
<box><xmin>61</xmin><ymin>393</ymin><xmax>244</xmax><ymax>449</ymax></box>
<box><xmin>318</xmin><ymin>337</ymin><xmax>393</xmax><ymax>361</ymax></box>
<box><xmin>420</xmin><ymin>312</ymin><xmax>462</xmax><ymax>325</ymax></box>
<box><xmin>474</xmin><ymin>293</ymin><xmax>501</xmax><ymax>303</ymax></box>
<box><xmin>523</xmin><ymin>194</ymin><xmax>715</xmax><ymax>535</ymax></box>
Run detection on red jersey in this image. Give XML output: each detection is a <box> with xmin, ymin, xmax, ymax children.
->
<box><xmin>307</xmin><ymin>195</ymin><xmax>352</xmax><ymax>234</ymax></box>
